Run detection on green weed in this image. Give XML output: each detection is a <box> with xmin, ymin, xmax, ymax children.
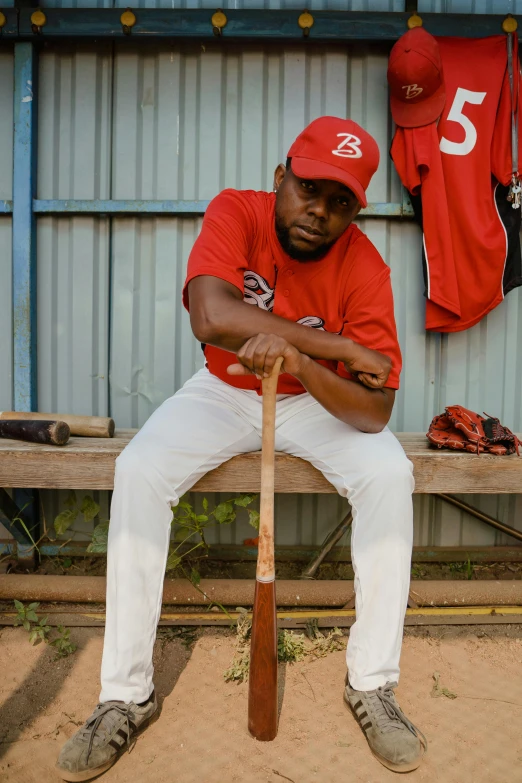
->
<box><xmin>224</xmin><ymin>609</ymin><xmax>345</xmax><ymax>682</ymax></box>
<box><xmin>84</xmin><ymin>493</ymin><xmax>258</xmax><ymax>581</ymax></box>
<box><xmin>13</xmin><ymin>600</ymin><xmax>77</xmax><ymax>658</ymax></box>
<box><xmin>431</xmin><ymin>671</ymin><xmax>457</xmax><ymax>699</ymax></box>
<box><xmin>49</xmin><ymin>625</ymin><xmax>77</xmax><ymax>658</ymax></box>
<box><xmin>55</xmin><ymin>490</ymin><xmax>101</xmax><ymax>538</ymax></box>
<box><xmin>448</xmin><ymin>558</ymin><xmax>475</xmax><ymax>580</ymax></box>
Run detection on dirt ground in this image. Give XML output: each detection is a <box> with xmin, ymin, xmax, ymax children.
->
<box><xmin>1</xmin><ymin>625</ymin><xmax>522</xmax><ymax>783</ymax></box>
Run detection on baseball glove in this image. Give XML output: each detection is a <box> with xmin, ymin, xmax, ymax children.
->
<box><xmin>427</xmin><ymin>405</ymin><xmax>520</xmax><ymax>456</ymax></box>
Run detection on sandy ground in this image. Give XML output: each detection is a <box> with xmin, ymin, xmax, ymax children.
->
<box><xmin>1</xmin><ymin>625</ymin><xmax>522</xmax><ymax>783</ymax></box>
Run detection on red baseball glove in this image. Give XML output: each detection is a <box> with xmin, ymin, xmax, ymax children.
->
<box><xmin>427</xmin><ymin>405</ymin><xmax>520</xmax><ymax>456</ymax></box>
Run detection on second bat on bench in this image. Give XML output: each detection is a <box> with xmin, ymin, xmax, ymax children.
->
<box><xmin>0</xmin><ymin>420</ymin><xmax>70</xmax><ymax>446</ymax></box>
<box><xmin>0</xmin><ymin>412</ymin><xmax>114</xmax><ymax>438</ymax></box>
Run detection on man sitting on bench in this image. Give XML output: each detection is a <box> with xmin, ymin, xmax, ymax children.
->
<box><xmin>57</xmin><ymin>116</ymin><xmax>426</xmax><ymax>780</ymax></box>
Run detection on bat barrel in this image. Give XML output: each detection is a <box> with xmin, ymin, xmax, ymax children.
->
<box><xmin>248</xmin><ymin>579</ymin><xmax>278</xmax><ymax>741</ymax></box>
<box><xmin>0</xmin><ymin>411</ymin><xmax>114</xmax><ymax>438</ymax></box>
<box><xmin>0</xmin><ymin>420</ymin><xmax>70</xmax><ymax>446</ymax></box>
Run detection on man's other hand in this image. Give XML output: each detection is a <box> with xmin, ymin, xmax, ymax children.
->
<box><xmin>227</xmin><ymin>334</ymin><xmax>305</xmax><ymax>379</ymax></box>
<box><xmin>343</xmin><ymin>343</ymin><xmax>392</xmax><ymax>390</ymax></box>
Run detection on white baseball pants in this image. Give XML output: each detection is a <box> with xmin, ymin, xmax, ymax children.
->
<box><xmin>100</xmin><ymin>368</ymin><xmax>414</xmax><ymax>703</ymax></box>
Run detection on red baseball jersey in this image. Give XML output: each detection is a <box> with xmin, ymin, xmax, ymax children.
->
<box><xmin>183</xmin><ymin>189</ymin><xmax>402</xmax><ymax>394</ymax></box>
<box><xmin>391</xmin><ymin>35</ymin><xmax>522</xmax><ymax>332</ymax></box>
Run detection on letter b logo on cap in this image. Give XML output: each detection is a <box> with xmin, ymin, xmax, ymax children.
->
<box><xmin>402</xmin><ymin>83</ymin><xmax>423</xmax><ymax>100</ymax></box>
<box><xmin>332</xmin><ymin>133</ymin><xmax>363</xmax><ymax>159</ymax></box>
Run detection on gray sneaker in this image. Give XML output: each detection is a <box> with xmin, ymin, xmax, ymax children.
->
<box><xmin>56</xmin><ymin>691</ymin><xmax>158</xmax><ymax>782</ymax></box>
<box><xmin>344</xmin><ymin>676</ymin><xmax>427</xmax><ymax>773</ymax></box>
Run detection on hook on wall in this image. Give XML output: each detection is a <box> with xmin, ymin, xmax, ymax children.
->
<box><xmin>211</xmin><ymin>9</ymin><xmax>227</xmax><ymax>37</ymax></box>
<box><xmin>30</xmin><ymin>9</ymin><xmax>47</xmax><ymax>35</ymax></box>
<box><xmin>120</xmin><ymin>9</ymin><xmax>137</xmax><ymax>36</ymax></box>
<box><xmin>407</xmin><ymin>13</ymin><xmax>423</xmax><ymax>30</ymax></box>
<box><xmin>502</xmin><ymin>14</ymin><xmax>518</xmax><ymax>33</ymax></box>
<box><xmin>298</xmin><ymin>10</ymin><xmax>314</xmax><ymax>38</ymax></box>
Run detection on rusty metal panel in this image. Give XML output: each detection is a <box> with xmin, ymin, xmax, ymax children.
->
<box><xmin>418</xmin><ymin>0</ymin><xmax>522</xmax><ymax>12</ymax></box>
<box><xmin>36</xmin><ymin>217</ymin><xmax>110</xmax><ymax>416</ymax></box>
<box><xmin>110</xmin><ymin>217</ymin><xmax>205</xmax><ymax>427</ymax></box>
<box><xmin>37</xmin><ymin>46</ymin><xmax>112</xmax><ymax>200</ymax></box>
<box><xmin>0</xmin><ymin>52</ymin><xmax>14</xmax><ymax>541</ymax></box>
<box><xmin>0</xmin><ymin>50</ymin><xmax>13</xmax><ymax>202</ymax></box>
<box><xmin>0</xmin><ymin>217</ymin><xmax>13</xmax><ymax>542</ymax></box>
<box><xmin>36</xmin><ymin>216</ymin><xmax>111</xmax><ymax>533</ymax></box>
<box><xmin>0</xmin><ymin>52</ymin><xmax>13</xmax><ymax>416</ymax></box>
<box><xmin>358</xmin><ymin>216</ymin><xmax>522</xmax><ymax>548</ymax></box>
<box><xmin>110</xmin><ymin>43</ymin><xmax>398</xmax><ymax>202</ymax></box>
<box><xmin>0</xmin><ymin>220</ymin><xmax>13</xmax><ymax>412</ymax></box>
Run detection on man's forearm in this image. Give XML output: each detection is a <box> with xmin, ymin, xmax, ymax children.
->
<box><xmin>191</xmin><ymin>286</ymin><xmax>354</xmax><ymax>363</ymax></box>
<box><xmin>294</xmin><ymin>355</ymin><xmax>394</xmax><ymax>433</ymax></box>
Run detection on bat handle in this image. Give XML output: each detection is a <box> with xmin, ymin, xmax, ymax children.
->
<box><xmin>257</xmin><ymin>357</ymin><xmax>283</xmax><ymax>583</ymax></box>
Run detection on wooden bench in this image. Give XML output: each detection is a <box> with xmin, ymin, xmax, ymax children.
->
<box><xmin>0</xmin><ymin>430</ymin><xmax>521</xmax><ymax>493</ymax></box>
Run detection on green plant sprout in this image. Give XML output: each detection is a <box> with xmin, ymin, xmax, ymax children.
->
<box><xmin>87</xmin><ymin>493</ymin><xmax>259</xmax><ymax>580</ymax></box>
<box><xmin>12</xmin><ymin>600</ymin><xmax>76</xmax><ymax>658</ymax></box>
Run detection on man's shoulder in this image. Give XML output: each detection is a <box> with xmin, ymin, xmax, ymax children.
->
<box><xmin>344</xmin><ymin>223</ymin><xmax>389</xmax><ymax>272</ymax></box>
<box><xmin>204</xmin><ymin>189</ymin><xmax>273</xmax><ymax>238</ymax></box>
<box><xmin>208</xmin><ymin>188</ymin><xmax>273</xmax><ymax>214</ymax></box>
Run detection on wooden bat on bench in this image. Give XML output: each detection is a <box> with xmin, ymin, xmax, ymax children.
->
<box><xmin>0</xmin><ymin>412</ymin><xmax>114</xmax><ymax>438</ymax></box>
<box><xmin>0</xmin><ymin>420</ymin><xmax>70</xmax><ymax>446</ymax></box>
<box><xmin>248</xmin><ymin>356</ymin><xmax>283</xmax><ymax>742</ymax></box>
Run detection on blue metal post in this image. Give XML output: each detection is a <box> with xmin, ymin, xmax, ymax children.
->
<box><xmin>12</xmin><ymin>42</ymin><xmax>39</xmax><ymax>563</ymax></box>
<box><xmin>13</xmin><ymin>42</ymin><xmax>38</xmax><ymax>413</ymax></box>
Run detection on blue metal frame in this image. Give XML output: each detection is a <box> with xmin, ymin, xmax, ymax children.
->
<box><xmin>31</xmin><ymin>199</ymin><xmax>413</xmax><ymax>218</ymax></box>
<box><xmin>13</xmin><ymin>42</ymin><xmax>38</xmax><ymax>413</ymax></box>
<box><xmin>2</xmin><ymin>200</ymin><xmax>415</xmax><ymax>218</ymax></box>
<box><xmin>11</xmin><ymin>42</ymin><xmax>39</xmax><ymax>559</ymax></box>
<box><xmin>0</xmin><ymin>10</ymin><xmax>516</xmax><ymax>42</ymax></box>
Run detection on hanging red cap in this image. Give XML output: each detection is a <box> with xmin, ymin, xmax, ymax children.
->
<box><xmin>387</xmin><ymin>27</ymin><xmax>446</xmax><ymax>128</ymax></box>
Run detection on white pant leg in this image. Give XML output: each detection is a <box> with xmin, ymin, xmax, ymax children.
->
<box><xmin>100</xmin><ymin>370</ymin><xmax>262</xmax><ymax>704</ymax></box>
<box><xmin>275</xmin><ymin>397</ymin><xmax>414</xmax><ymax>692</ymax></box>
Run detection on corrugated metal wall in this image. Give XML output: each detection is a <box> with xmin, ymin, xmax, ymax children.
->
<box><xmin>418</xmin><ymin>0</ymin><xmax>522</xmax><ymax>13</ymax></box>
<box><xmin>1</xmin><ymin>17</ymin><xmax>522</xmax><ymax>548</ymax></box>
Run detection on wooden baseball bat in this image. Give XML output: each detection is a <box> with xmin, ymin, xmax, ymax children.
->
<box><xmin>248</xmin><ymin>356</ymin><xmax>283</xmax><ymax>742</ymax></box>
<box><xmin>0</xmin><ymin>420</ymin><xmax>70</xmax><ymax>446</ymax></box>
<box><xmin>0</xmin><ymin>411</ymin><xmax>114</xmax><ymax>438</ymax></box>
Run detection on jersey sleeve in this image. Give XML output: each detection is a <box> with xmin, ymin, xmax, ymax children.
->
<box><xmin>391</xmin><ymin>125</ymin><xmax>438</xmax><ymax>194</ymax></box>
<box><xmin>392</xmin><ymin>125</ymin><xmax>461</xmax><ymax>323</ymax></box>
<box><xmin>182</xmin><ymin>189</ymin><xmax>253</xmax><ymax>310</ymax></box>
<box><xmin>336</xmin><ymin>242</ymin><xmax>402</xmax><ymax>390</ymax></box>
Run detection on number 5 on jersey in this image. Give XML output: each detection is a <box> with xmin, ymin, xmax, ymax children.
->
<box><xmin>440</xmin><ymin>87</ymin><xmax>487</xmax><ymax>156</ymax></box>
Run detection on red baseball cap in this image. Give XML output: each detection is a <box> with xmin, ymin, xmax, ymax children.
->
<box><xmin>286</xmin><ymin>116</ymin><xmax>380</xmax><ymax>208</ymax></box>
<box><xmin>387</xmin><ymin>27</ymin><xmax>445</xmax><ymax>128</ymax></box>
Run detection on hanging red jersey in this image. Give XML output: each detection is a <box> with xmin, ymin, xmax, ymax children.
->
<box><xmin>391</xmin><ymin>35</ymin><xmax>522</xmax><ymax>332</ymax></box>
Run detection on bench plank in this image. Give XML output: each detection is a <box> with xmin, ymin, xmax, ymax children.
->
<box><xmin>0</xmin><ymin>431</ymin><xmax>520</xmax><ymax>493</ymax></box>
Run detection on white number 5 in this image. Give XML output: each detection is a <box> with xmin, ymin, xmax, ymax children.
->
<box><xmin>440</xmin><ymin>87</ymin><xmax>486</xmax><ymax>156</ymax></box>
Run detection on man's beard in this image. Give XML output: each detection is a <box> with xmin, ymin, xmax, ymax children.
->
<box><xmin>275</xmin><ymin>216</ymin><xmax>335</xmax><ymax>261</ymax></box>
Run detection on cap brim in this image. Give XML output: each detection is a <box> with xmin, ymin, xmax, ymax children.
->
<box><xmin>290</xmin><ymin>156</ymin><xmax>368</xmax><ymax>207</ymax></box>
<box><xmin>390</xmin><ymin>85</ymin><xmax>446</xmax><ymax>129</ymax></box>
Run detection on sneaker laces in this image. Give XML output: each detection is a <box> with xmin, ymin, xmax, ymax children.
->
<box><xmin>79</xmin><ymin>702</ymin><xmax>136</xmax><ymax>762</ymax></box>
<box><xmin>372</xmin><ymin>684</ymin><xmax>428</xmax><ymax>751</ymax></box>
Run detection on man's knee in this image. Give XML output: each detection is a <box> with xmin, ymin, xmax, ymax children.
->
<box><xmin>115</xmin><ymin>440</ymin><xmax>159</xmax><ymax>486</ymax></box>
<box><xmin>359</xmin><ymin>449</ymin><xmax>414</xmax><ymax>493</ymax></box>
